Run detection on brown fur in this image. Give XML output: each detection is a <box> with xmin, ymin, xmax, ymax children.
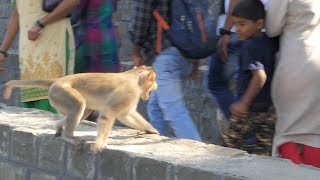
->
<box><xmin>4</xmin><ymin>66</ymin><xmax>159</xmax><ymax>153</ymax></box>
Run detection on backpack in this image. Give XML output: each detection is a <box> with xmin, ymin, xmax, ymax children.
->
<box><xmin>153</xmin><ymin>0</ymin><xmax>219</xmax><ymax>59</ymax></box>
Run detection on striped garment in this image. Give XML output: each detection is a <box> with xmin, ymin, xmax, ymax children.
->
<box><xmin>74</xmin><ymin>0</ymin><xmax>120</xmax><ymax>73</ymax></box>
<box><xmin>129</xmin><ymin>0</ymin><xmax>171</xmax><ymax>65</ymax></box>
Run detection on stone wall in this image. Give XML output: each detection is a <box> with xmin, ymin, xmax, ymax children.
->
<box><xmin>1</xmin><ymin>104</ymin><xmax>320</xmax><ymax>180</ymax></box>
<box><xmin>0</xmin><ymin>0</ymin><xmax>224</xmax><ymax>144</ymax></box>
<box><xmin>0</xmin><ymin>0</ymin><xmax>20</xmax><ymax>106</ymax></box>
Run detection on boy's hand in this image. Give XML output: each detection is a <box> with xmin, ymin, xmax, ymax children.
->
<box><xmin>230</xmin><ymin>100</ymin><xmax>249</xmax><ymax>118</ymax></box>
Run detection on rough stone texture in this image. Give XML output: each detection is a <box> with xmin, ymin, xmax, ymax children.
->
<box><xmin>1</xmin><ymin>105</ymin><xmax>320</xmax><ymax>180</ymax></box>
<box><xmin>11</xmin><ymin>130</ymin><xmax>37</xmax><ymax>165</ymax></box>
<box><xmin>30</xmin><ymin>172</ymin><xmax>58</xmax><ymax>180</ymax></box>
<box><xmin>134</xmin><ymin>157</ymin><xmax>171</xmax><ymax>180</ymax></box>
<box><xmin>0</xmin><ymin>161</ymin><xmax>28</xmax><ymax>180</ymax></box>
<box><xmin>98</xmin><ymin>150</ymin><xmax>133</xmax><ymax>180</ymax></box>
<box><xmin>66</xmin><ymin>143</ymin><xmax>96</xmax><ymax>179</ymax></box>
<box><xmin>0</xmin><ymin>124</ymin><xmax>10</xmax><ymax>158</ymax></box>
<box><xmin>38</xmin><ymin>136</ymin><xmax>66</xmax><ymax>173</ymax></box>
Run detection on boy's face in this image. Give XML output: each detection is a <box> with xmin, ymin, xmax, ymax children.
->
<box><xmin>232</xmin><ymin>16</ymin><xmax>264</xmax><ymax>41</ymax></box>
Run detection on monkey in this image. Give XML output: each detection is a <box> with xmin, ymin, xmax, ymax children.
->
<box><xmin>4</xmin><ymin>66</ymin><xmax>159</xmax><ymax>153</ymax></box>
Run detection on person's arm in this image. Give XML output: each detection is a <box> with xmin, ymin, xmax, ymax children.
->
<box><xmin>129</xmin><ymin>0</ymin><xmax>153</xmax><ymax>66</ymax></box>
<box><xmin>218</xmin><ymin>0</ymin><xmax>240</xmax><ymax>60</ymax></box>
<box><xmin>40</xmin><ymin>0</ymin><xmax>80</xmax><ymax>26</ymax></box>
<box><xmin>0</xmin><ymin>5</ymin><xmax>19</xmax><ymax>74</ymax></box>
<box><xmin>28</xmin><ymin>0</ymin><xmax>80</xmax><ymax>41</ymax></box>
<box><xmin>266</xmin><ymin>0</ymin><xmax>289</xmax><ymax>37</ymax></box>
<box><xmin>230</xmin><ymin>69</ymin><xmax>267</xmax><ymax>118</ymax></box>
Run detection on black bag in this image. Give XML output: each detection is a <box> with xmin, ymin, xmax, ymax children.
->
<box><xmin>42</xmin><ymin>0</ymin><xmax>62</xmax><ymax>13</ymax></box>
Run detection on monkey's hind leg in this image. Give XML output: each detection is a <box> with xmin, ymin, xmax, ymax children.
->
<box><xmin>54</xmin><ymin>117</ymin><xmax>66</xmax><ymax>137</ymax></box>
<box><xmin>49</xmin><ymin>85</ymin><xmax>86</xmax><ymax>144</ymax></box>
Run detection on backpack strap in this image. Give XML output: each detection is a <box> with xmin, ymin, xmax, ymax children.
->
<box><xmin>152</xmin><ymin>9</ymin><xmax>169</xmax><ymax>53</ymax></box>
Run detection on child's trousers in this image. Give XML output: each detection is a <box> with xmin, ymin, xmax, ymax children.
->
<box><xmin>222</xmin><ymin>107</ymin><xmax>276</xmax><ymax>156</ymax></box>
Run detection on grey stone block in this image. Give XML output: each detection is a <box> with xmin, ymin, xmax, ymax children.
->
<box><xmin>0</xmin><ymin>124</ymin><xmax>10</xmax><ymax>158</ymax></box>
<box><xmin>4</xmin><ymin>53</ymin><xmax>19</xmax><ymax>69</ymax></box>
<box><xmin>97</xmin><ymin>149</ymin><xmax>133</xmax><ymax>180</ymax></box>
<box><xmin>0</xmin><ymin>3</ymin><xmax>12</xmax><ymax>18</ymax></box>
<box><xmin>0</xmin><ymin>161</ymin><xmax>28</xmax><ymax>180</ymax></box>
<box><xmin>0</xmin><ymin>0</ymin><xmax>12</xmax><ymax>3</ymax></box>
<box><xmin>134</xmin><ymin>157</ymin><xmax>171</xmax><ymax>180</ymax></box>
<box><xmin>11</xmin><ymin>130</ymin><xmax>37</xmax><ymax>165</ymax></box>
<box><xmin>30</xmin><ymin>172</ymin><xmax>58</xmax><ymax>180</ymax></box>
<box><xmin>66</xmin><ymin>143</ymin><xmax>96</xmax><ymax>179</ymax></box>
<box><xmin>0</xmin><ymin>65</ymin><xmax>20</xmax><ymax>82</ymax></box>
<box><xmin>175</xmin><ymin>166</ymin><xmax>225</xmax><ymax>180</ymax></box>
<box><xmin>38</xmin><ymin>136</ymin><xmax>66</xmax><ymax>173</ymax></box>
<box><xmin>61</xmin><ymin>175</ymin><xmax>85</xmax><ymax>180</ymax></box>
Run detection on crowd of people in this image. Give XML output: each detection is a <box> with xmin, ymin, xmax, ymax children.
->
<box><xmin>0</xmin><ymin>0</ymin><xmax>319</xmax><ymax>169</ymax></box>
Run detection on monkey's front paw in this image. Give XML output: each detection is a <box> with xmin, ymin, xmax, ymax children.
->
<box><xmin>90</xmin><ymin>142</ymin><xmax>107</xmax><ymax>154</ymax></box>
<box><xmin>61</xmin><ymin>136</ymin><xmax>83</xmax><ymax>145</ymax></box>
<box><xmin>145</xmin><ymin>128</ymin><xmax>160</xmax><ymax>135</ymax></box>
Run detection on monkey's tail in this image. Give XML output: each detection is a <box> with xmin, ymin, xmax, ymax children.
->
<box><xmin>4</xmin><ymin>79</ymin><xmax>56</xmax><ymax>99</ymax></box>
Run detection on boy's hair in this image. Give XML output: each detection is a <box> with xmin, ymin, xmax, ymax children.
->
<box><xmin>232</xmin><ymin>0</ymin><xmax>265</xmax><ymax>21</ymax></box>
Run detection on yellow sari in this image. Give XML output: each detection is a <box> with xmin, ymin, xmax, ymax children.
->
<box><xmin>15</xmin><ymin>0</ymin><xmax>75</xmax><ymax>111</ymax></box>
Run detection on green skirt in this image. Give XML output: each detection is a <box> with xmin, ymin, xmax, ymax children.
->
<box><xmin>20</xmin><ymin>31</ymin><xmax>70</xmax><ymax>114</ymax></box>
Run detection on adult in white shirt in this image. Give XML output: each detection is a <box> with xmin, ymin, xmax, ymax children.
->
<box><xmin>266</xmin><ymin>0</ymin><xmax>320</xmax><ymax>168</ymax></box>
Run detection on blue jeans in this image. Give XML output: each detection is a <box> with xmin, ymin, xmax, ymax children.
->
<box><xmin>147</xmin><ymin>47</ymin><xmax>201</xmax><ymax>141</ymax></box>
<box><xmin>207</xmin><ymin>33</ymin><xmax>242</xmax><ymax>119</ymax></box>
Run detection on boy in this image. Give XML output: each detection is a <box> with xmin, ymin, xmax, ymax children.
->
<box><xmin>221</xmin><ymin>0</ymin><xmax>276</xmax><ymax>156</ymax></box>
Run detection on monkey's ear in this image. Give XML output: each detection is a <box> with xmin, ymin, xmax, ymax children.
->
<box><xmin>147</xmin><ymin>70</ymin><xmax>156</xmax><ymax>81</ymax></box>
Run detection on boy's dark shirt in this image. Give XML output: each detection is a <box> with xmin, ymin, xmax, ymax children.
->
<box><xmin>237</xmin><ymin>33</ymin><xmax>276</xmax><ymax>112</ymax></box>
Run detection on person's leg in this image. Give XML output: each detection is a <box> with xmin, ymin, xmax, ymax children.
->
<box><xmin>147</xmin><ymin>91</ymin><xmax>168</xmax><ymax>135</ymax></box>
<box><xmin>278</xmin><ymin>142</ymin><xmax>303</xmax><ymax>164</ymax></box>
<box><xmin>206</xmin><ymin>34</ymin><xmax>240</xmax><ymax>119</ymax></box>
<box><xmin>302</xmin><ymin>144</ymin><xmax>320</xmax><ymax>168</ymax></box>
<box><xmin>150</xmin><ymin>47</ymin><xmax>201</xmax><ymax>141</ymax></box>
<box><xmin>252</xmin><ymin>110</ymin><xmax>276</xmax><ymax>156</ymax></box>
<box><xmin>222</xmin><ymin>115</ymin><xmax>248</xmax><ymax>150</ymax></box>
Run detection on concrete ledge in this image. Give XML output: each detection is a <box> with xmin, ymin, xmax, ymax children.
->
<box><xmin>0</xmin><ymin>104</ymin><xmax>319</xmax><ymax>180</ymax></box>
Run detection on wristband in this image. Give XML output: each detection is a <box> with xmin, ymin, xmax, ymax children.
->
<box><xmin>36</xmin><ymin>20</ymin><xmax>45</xmax><ymax>29</ymax></box>
<box><xmin>219</xmin><ymin>28</ymin><xmax>231</xmax><ymax>36</ymax></box>
<box><xmin>0</xmin><ymin>49</ymin><xmax>8</xmax><ymax>58</ymax></box>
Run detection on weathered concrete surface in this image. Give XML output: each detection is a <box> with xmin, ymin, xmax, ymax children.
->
<box><xmin>0</xmin><ymin>104</ymin><xmax>319</xmax><ymax>180</ymax></box>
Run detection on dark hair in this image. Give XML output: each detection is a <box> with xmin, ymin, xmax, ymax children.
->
<box><xmin>232</xmin><ymin>0</ymin><xmax>265</xmax><ymax>21</ymax></box>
